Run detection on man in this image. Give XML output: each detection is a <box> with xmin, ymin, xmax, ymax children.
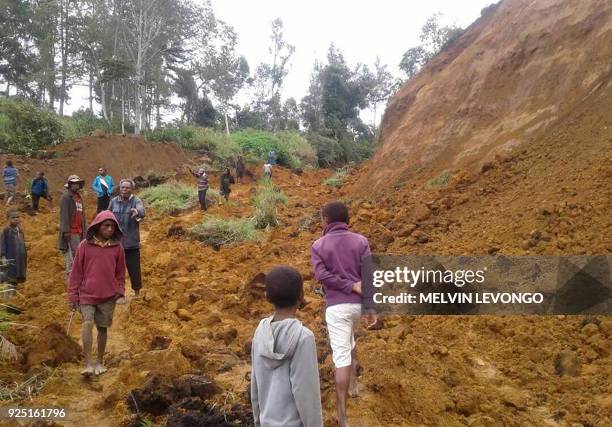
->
<box><xmin>109</xmin><ymin>179</ymin><xmax>145</xmax><ymax>297</ymax></box>
<box><xmin>189</xmin><ymin>168</ymin><xmax>209</xmax><ymax>211</ymax></box>
<box><xmin>58</xmin><ymin>175</ymin><xmax>87</xmax><ymax>277</ymax></box>
<box><xmin>92</xmin><ymin>168</ymin><xmax>114</xmax><ymax>213</ymax></box>
<box><xmin>68</xmin><ymin>210</ymin><xmax>125</xmax><ymax>376</ymax></box>
<box><xmin>31</xmin><ymin>171</ymin><xmax>52</xmax><ymax>211</ymax></box>
<box><xmin>310</xmin><ymin>201</ymin><xmax>377</xmax><ymax>427</ymax></box>
<box><xmin>3</xmin><ymin>160</ymin><xmax>18</xmax><ymax>207</ymax></box>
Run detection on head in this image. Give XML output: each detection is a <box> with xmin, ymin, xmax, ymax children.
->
<box><xmin>96</xmin><ymin>219</ymin><xmax>116</xmax><ymax>240</ymax></box>
<box><xmin>36</xmin><ymin>171</ymin><xmax>44</xmax><ymax>179</ymax></box>
<box><xmin>225</xmin><ymin>168</ymin><xmax>230</xmax><ymax>175</ymax></box>
<box><xmin>198</xmin><ymin>168</ymin><xmax>205</xmax><ymax>175</ymax></box>
<box><xmin>6</xmin><ymin>209</ymin><xmax>20</xmax><ymax>227</ymax></box>
<box><xmin>98</xmin><ymin>167</ymin><xmax>107</xmax><ymax>176</ymax></box>
<box><xmin>65</xmin><ymin>175</ymin><xmax>84</xmax><ymax>192</ymax></box>
<box><xmin>265</xmin><ymin>266</ymin><xmax>304</xmax><ymax>311</ymax></box>
<box><xmin>119</xmin><ymin>179</ymin><xmax>134</xmax><ymax>199</ymax></box>
<box><xmin>321</xmin><ymin>200</ymin><xmax>349</xmax><ymax>227</ymax></box>
<box><xmin>6</xmin><ymin>160</ymin><xmax>13</xmax><ymax>168</ymax></box>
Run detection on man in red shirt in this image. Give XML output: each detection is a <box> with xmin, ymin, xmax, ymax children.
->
<box><xmin>58</xmin><ymin>175</ymin><xmax>87</xmax><ymax>277</ymax></box>
<box><xmin>68</xmin><ymin>210</ymin><xmax>125</xmax><ymax>376</ymax></box>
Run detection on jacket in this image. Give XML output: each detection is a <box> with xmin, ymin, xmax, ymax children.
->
<box><xmin>108</xmin><ymin>194</ymin><xmax>145</xmax><ymax>250</ymax></box>
<box><xmin>57</xmin><ymin>190</ymin><xmax>87</xmax><ymax>251</ymax></box>
<box><xmin>1</xmin><ymin>225</ymin><xmax>27</xmax><ymax>282</ymax></box>
<box><xmin>220</xmin><ymin>173</ymin><xmax>235</xmax><ymax>195</ymax></box>
<box><xmin>68</xmin><ymin>211</ymin><xmax>125</xmax><ymax>305</ymax></box>
<box><xmin>251</xmin><ymin>316</ymin><xmax>323</xmax><ymax>427</ymax></box>
<box><xmin>92</xmin><ymin>174</ymin><xmax>114</xmax><ymax>198</ymax></box>
<box><xmin>31</xmin><ymin>177</ymin><xmax>49</xmax><ymax>196</ymax></box>
<box><xmin>311</xmin><ymin>222</ymin><xmax>371</xmax><ymax>307</ymax></box>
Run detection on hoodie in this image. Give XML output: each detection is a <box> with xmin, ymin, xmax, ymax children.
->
<box><xmin>251</xmin><ymin>316</ymin><xmax>323</xmax><ymax>427</ymax></box>
<box><xmin>68</xmin><ymin>211</ymin><xmax>126</xmax><ymax>305</ymax></box>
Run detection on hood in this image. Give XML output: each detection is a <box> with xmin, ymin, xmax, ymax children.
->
<box><xmin>323</xmin><ymin>221</ymin><xmax>348</xmax><ymax>236</ymax></box>
<box><xmin>86</xmin><ymin>210</ymin><xmax>123</xmax><ymax>241</ymax></box>
<box><xmin>255</xmin><ymin>316</ymin><xmax>304</xmax><ymax>369</ymax></box>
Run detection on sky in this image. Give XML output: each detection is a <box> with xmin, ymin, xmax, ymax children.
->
<box><xmin>66</xmin><ymin>0</ymin><xmax>495</xmax><ymax>121</ymax></box>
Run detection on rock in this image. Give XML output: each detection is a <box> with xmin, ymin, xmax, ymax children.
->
<box><xmin>172</xmin><ymin>374</ymin><xmax>220</xmax><ymax>400</ymax></box>
<box><xmin>530</xmin><ymin>229</ymin><xmax>542</xmax><ymax>240</ymax></box>
<box><xmin>90</xmin><ymin>129</ymin><xmax>106</xmax><ymax>138</ymax></box>
<box><xmin>499</xmin><ymin>386</ymin><xmax>528</xmax><ymax>410</ymax></box>
<box><xmin>398</xmin><ymin>224</ymin><xmax>417</xmax><ymax>237</ymax></box>
<box><xmin>25</xmin><ymin>323</ymin><xmax>81</xmax><ymax>370</ymax></box>
<box><xmin>582</xmin><ymin>323</ymin><xmax>599</xmax><ymax>337</ymax></box>
<box><xmin>150</xmin><ymin>336</ymin><xmax>172</xmax><ymax>351</ymax></box>
<box><xmin>216</xmin><ymin>327</ymin><xmax>238</xmax><ymax>345</ymax></box>
<box><xmin>412</xmin><ymin>203</ymin><xmax>431</xmax><ymax>222</ymax></box>
<box><xmin>600</xmin><ymin>320</ymin><xmax>612</xmax><ymax>337</ymax></box>
<box><xmin>167</xmin><ymin>301</ymin><xmax>179</xmax><ymax>312</ymax></box>
<box><xmin>412</xmin><ymin>230</ymin><xmax>430</xmax><ymax>244</ymax></box>
<box><xmin>554</xmin><ymin>351</ymin><xmax>581</xmax><ymax>376</ymax></box>
<box><xmin>146</xmin><ymin>294</ymin><xmax>164</xmax><ymax>310</ymax></box>
<box><xmin>481</xmin><ymin>161</ymin><xmax>495</xmax><ymax>173</ymax></box>
<box><xmin>176</xmin><ymin>309</ymin><xmax>194</xmax><ymax>321</ymax></box>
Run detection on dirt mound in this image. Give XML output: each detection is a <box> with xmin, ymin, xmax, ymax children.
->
<box><xmin>350</xmin><ymin>0</ymin><xmax>612</xmax><ymax>194</ymax></box>
<box><xmin>24</xmin><ymin>323</ymin><xmax>81</xmax><ymax>371</ymax></box>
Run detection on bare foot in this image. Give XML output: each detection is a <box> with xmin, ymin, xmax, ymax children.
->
<box><xmin>81</xmin><ymin>364</ymin><xmax>94</xmax><ymax>377</ymax></box>
<box><xmin>94</xmin><ymin>363</ymin><xmax>107</xmax><ymax>376</ymax></box>
<box><xmin>348</xmin><ymin>382</ymin><xmax>360</xmax><ymax>398</ymax></box>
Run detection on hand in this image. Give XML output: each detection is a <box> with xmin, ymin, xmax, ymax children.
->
<box><xmin>352</xmin><ymin>281</ymin><xmax>362</xmax><ymax>295</ymax></box>
<box><xmin>130</xmin><ymin>208</ymin><xmax>138</xmax><ymax>218</ymax></box>
<box><xmin>365</xmin><ymin>311</ymin><xmax>378</xmax><ymax>329</ymax></box>
<box><xmin>69</xmin><ymin>301</ymin><xmax>79</xmax><ymax>311</ymax></box>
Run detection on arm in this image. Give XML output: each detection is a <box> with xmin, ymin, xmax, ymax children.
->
<box><xmin>59</xmin><ymin>195</ymin><xmax>71</xmax><ymax>233</ymax></box>
<box><xmin>134</xmin><ymin>197</ymin><xmax>145</xmax><ymax>218</ymax></box>
<box><xmin>68</xmin><ymin>243</ymin><xmax>84</xmax><ymax>303</ymax></box>
<box><xmin>108</xmin><ymin>176</ymin><xmax>114</xmax><ymax>194</ymax></box>
<box><xmin>115</xmin><ymin>245</ymin><xmax>126</xmax><ymax>296</ymax></box>
<box><xmin>0</xmin><ymin>229</ymin><xmax>7</xmax><ymax>258</ymax></box>
<box><xmin>311</xmin><ymin>246</ymin><xmax>355</xmax><ymax>295</ymax></box>
<box><xmin>290</xmin><ymin>332</ymin><xmax>323</xmax><ymax>427</ymax></box>
<box><xmin>250</xmin><ymin>341</ymin><xmax>260</xmax><ymax>427</ymax></box>
<box><xmin>92</xmin><ymin>177</ymin><xmax>100</xmax><ymax>193</ymax></box>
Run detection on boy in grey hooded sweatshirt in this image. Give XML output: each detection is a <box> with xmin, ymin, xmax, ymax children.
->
<box><xmin>251</xmin><ymin>266</ymin><xmax>323</xmax><ymax>427</ymax></box>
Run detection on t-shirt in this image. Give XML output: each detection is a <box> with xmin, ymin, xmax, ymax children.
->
<box><xmin>70</xmin><ymin>193</ymin><xmax>84</xmax><ymax>235</ymax></box>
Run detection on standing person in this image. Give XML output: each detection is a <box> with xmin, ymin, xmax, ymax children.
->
<box><xmin>262</xmin><ymin>163</ymin><xmax>273</xmax><ymax>180</ymax></box>
<box><xmin>92</xmin><ymin>167</ymin><xmax>114</xmax><ymax>213</ymax></box>
<box><xmin>190</xmin><ymin>168</ymin><xmax>209</xmax><ymax>211</ymax></box>
<box><xmin>68</xmin><ymin>210</ymin><xmax>125</xmax><ymax>376</ymax></box>
<box><xmin>3</xmin><ymin>160</ymin><xmax>18</xmax><ymax>206</ymax></box>
<box><xmin>310</xmin><ymin>201</ymin><xmax>377</xmax><ymax>427</ymax></box>
<box><xmin>219</xmin><ymin>168</ymin><xmax>235</xmax><ymax>203</ymax></box>
<box><xmin>31</xmin><ymin>171</ymin><xmax>52</xmax><ymax>211</ymax></box>
<box><xmin>58</xmin><ymin>175</ymin><xmax>86</xmax><ymax>278</ymax></box>
<box><xmin>251</xmin><ymin>266</ymin><xmax>323</xmax><ymax>427</ymax></box>
<box><xmin>267</xmin><ymin>150</ymin><xmax>276</xmax><ymax>166</ymax></box>
<box><xmin>108</xmin><ymin>179</ymin><xmax>145</xmax><ymax>297</ymax></box>
<box><xmin>236</xmin><ymin>156</ymin><xmax>245</xmax><ymax>184</ymax></box>
<box><xmin>1</xmin><ymin>209</ymin><xmax>27</xmax><ymax>299</ymax></box>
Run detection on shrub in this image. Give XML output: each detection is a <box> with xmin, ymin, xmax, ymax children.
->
<box><xmin>0</xmin><ymin>98</ymin><xmax>63</xmax><ymax>155</ymax></box>
<box><xmin>276</xmin><ymin>131</ymin><xmax>317</xmax><ymax>168</ymax></box>
<box><xmin>139</xmin><ymin>181</ymin><xmax>197</xmax><ymax>214</ymax></box>
<box><xmin>188</xmin><ymin>217</ymin><xmax>260</xmax><ymax>247</ymax></box>
<box><xmin>324</xmin><ymin>165</ymin><xmax>352</xmax><ymax>187</ymax></box>
<box><xmin>427</xmin><ymin>170</ymin><xmax>452</xmax><ymax>188</ymax></box>
<box><xmin>252</xmin><ymin>179</ymin><xmax>288</xmax><ymax>229</ymax></box>
<box><xmin>60</xmin><ymin>109</ymin><xmax>109</xmax><ymax>140</ymax></box>
<box><xmin>306</xmin><ymin>132</ymin><xmax>342</xmax><ymax>167</ymax></box>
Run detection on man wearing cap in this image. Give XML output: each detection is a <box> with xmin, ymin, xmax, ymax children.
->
<box><xmin>92</xmin><ymin>167</ymin><xmax>114</xmax><ymax>213</ymax></box>
<box><xmin>58</xmin><ymin>175</ymin><xmax>87</xmax><ymax>277</ymax></box>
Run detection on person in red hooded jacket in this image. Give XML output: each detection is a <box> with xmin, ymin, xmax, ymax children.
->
<box><xmin>68</xmin><ymin>210</ymin><xmax>125</xmax><ymax>377</ymax></box>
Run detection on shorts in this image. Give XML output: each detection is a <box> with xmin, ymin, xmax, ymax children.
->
<box><xmin>325</xmin><ymin>303</ymin><xmax>362</xmax><ymax>368</ymax></box>
<box><xmin>80</xmin><ymin>298</ymin><xmax>117</xmax><ymax>328</ymax></box>
<box><xmin>4</xmin><ymin>184</ymin><xmax>16</xmax><ymax>196</ymax></box>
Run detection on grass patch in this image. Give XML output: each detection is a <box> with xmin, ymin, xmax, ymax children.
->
<box><xmin>188</xmin><ymin>217</ymin><xmax>260</xmax><ymax>247</ymax></box>
<box><xmin>324</xmin><ymin>166</ymin><xmax>352</xmax><ymax>187</ymax></box>
<box><xmin>427</xmin><ymin>170</ymin><xmax>452</xmax><ymax>189</ymax></box>
<box><xmin>252</xmin><ymin>179</ymin><xmax>288</xmax><ymax>229</ymax></box>
<box><xmin>139</xmin><ymin>182</ymin><xmax>197</xmax><ymax>214</ymax></box>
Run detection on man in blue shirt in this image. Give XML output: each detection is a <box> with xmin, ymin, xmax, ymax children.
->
<box><xmin>31</xmin><ymin>171</ymin><xmax>52</xmax><ymax>211</ymax></box>
<box><xmin>3</xmin><ymin>160</ymin><xmax>18</xmax><ymax>207</ymax></box>
<box><xmin>92</xmin><ymin>167</ymin><xmax>114</xmax><ymax>213</ymax></box>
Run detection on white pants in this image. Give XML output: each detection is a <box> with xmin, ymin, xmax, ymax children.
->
<box><xmin>326</xmin><ymin>303</ymin><xmax>362</xmax><ymax>368</ymax></box>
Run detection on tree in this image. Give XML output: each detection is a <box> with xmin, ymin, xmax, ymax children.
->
<box><xmin>364</xmin><ymin>57</ymin><xmax>395</xmax><ymax>131</ymax></box>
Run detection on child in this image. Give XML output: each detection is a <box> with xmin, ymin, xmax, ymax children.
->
<box><xmin>31</xmin><ymin>171</ymin><xmax>52</xmax><ymax>211</ymax></box>
<box><xmin>1</xmin><ymin>209</ymin><xmax>27</xmax><ymax>299</ymax></box>
<box><xmin>251</xmin><ymin>266</ymin><xmax>323</xmax><ymax>427</ymax></box>
<box><xmin>68</xmin><ymin>210</ymin><xmax>125</xmax><ymax>376</ymax></box>
<box><xmin>310</xmin><ymin>201</ymin><xmax>376</xmax><ymax>427</ymax></box>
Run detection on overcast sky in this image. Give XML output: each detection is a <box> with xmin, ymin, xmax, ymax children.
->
<box><xmin>67</xmin><ymin>0</ymin><xmax>495</xmax><ymax>120</ymax></box>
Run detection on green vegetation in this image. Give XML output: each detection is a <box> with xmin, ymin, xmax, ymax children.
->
<box><xmin>252</xmin><ymin>179</ymin><xmax>288</xmax><ymax>229</ymax></box>
<box><xmin>427</xmin><ymin>170</ymin><xmax>452</xmax><ymax>189</ymax></box>
<box><xmin>139</xmin><ymin>182</ymin><xmax>196</xmax><ymax>215</ymax></box>
<box><xmin>189</xmin><ymin>217</ymin><xmax>260</xmax><ymax>247</ymax></box>
<box><xmin>324</xmin><ymin>166</ymin><xmax>352</xmax><ymax>187</ymax></box>
<box><xmin>231</xmin><ymin>129</ymin><xmax>316</xmax><ymax>169</ymax></box>
<box><xmin>59</xmin><ymin>110</ymin><xmax>112</xmax><ymax>140</ymax></box>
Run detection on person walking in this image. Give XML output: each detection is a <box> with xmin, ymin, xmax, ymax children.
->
<box><xmin>1</xmin><ymin>209</ymin><xmax>27</xmax><ymax>299</ymax></box>
<box><xmin>31</xmin><ymin>171</ymin><xmax>52</xmax><ymax>211</ymax></box>
<box><xmin>108</xmin><ymin>179</ymin><xmax>145</xmax><ymax>297</ymax></box>
<box><xmin>3</xmin><ymin>160</ymin><xmax>18</xmax><ymax>206</ymax></box>
<box><xmin>236</xmin><ymin>156</ymin><xmax>245</xmax><ymax>184</ymax></box>
<box><xmin>190</xmin><ymin>168</ymin><xmax>209</xmax><ymax>211</ymax></box>
<box><xmin>219</xmin><ymin>168</ymin><xmax>235</xmax><ymax>203</ymax></box>
<box><xmin>92</xmin><ymin>168</ymin><xmax>114</xmax><ymax>213</ymax></box>
<box><xmin>58</xmin><ymin>175</ymin><xmax>87</xmax><ymax>278</ymax></box>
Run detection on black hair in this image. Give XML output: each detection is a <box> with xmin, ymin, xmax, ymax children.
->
<box><xmin>265</xmin><ymin>266</ymin><xmax>303</xmax><ymax>308</ymax></box>
<box><xmin>6</xmin><ymin>160</ymin><xmax>13</xmax><ymax>167</ymax></box>
<box><xmin>6</xmin><ymin>208</ymin><xmax>19</xmax><ymax>219</ymax></box>
<box><xmin>322</xmin><ymin>201</ymin><xmax>349</xmax><ymax>224</ymax></box>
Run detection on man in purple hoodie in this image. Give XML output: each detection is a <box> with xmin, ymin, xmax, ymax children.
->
<box><xmin>310</xmin><ymin>201</ymin><xmax>376</xmax><ymax>427</ymax></box>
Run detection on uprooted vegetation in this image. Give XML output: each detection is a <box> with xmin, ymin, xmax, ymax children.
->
<box><xmin>188</xmin><ymin>217</ymin><xmax>260</xmax><ymax>247</ymax></box>
<box><xmin>139</xmin><ymin>182</ymin><xmax>198</xmax><ymax>215</ymax></box>
<box><xmin>252</xmin><ymin>179</ymin><xmax>288</xmax><ymax>229</ymax></box>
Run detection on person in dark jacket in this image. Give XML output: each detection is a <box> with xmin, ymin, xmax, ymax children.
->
<box><xmin>92</xmin><ymin>167</ymin><xmax>114</xmax><ymax>213</ymax></box>
<box><xmin>3</xmin><ymin>160</ymin><xmax>18</xmax><ymax>207</ymax></box>
<box><xmin>1</xmin><ymin>209</ymin><xmax>26</xmax><ymax>299</ymax></box>
<box><xmin>68</xmin><ymin>210</ymin><xmax>125</xmax><ymax>376</ymax></box>
<box><xmin>108</xmin><ymin>179</ymin><xmax>145</xmax><ymax>296</ymax></box>
<box><xmin>190</xmin><ymin>168</ymin><xmax>209</xmax><ymax>210</ymax></box>
<box><xmin>58</xmin><ymin>175</ymin><xmax>87</xmax><ymax>277</ymax></box>
<box><xmin>236</xmin><ymin>156</ymin><xmax>245</xmax><ymax>184</ymax></box>
<box><xmin>31</xmin><ymin>171</ymin><xmax>52</xmax><ymax>211</ymax></box>
<box><xmin>219</xmin><ymin>168</ymin><xmax>235</xmax><ymax>203</ymax></box>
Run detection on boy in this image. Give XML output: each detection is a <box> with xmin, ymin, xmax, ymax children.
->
<box><xmin>310</xmin><ymin>201</ymin><xmax>376</xmax><ymax>427</ymax></box>
<box><xmin>68</xmin><ymin>210</ymin><xmax>125</xmax><ymax>376</ymax></box>
<box><xmin>31</xmin><ymin>171</ymin><xmax>52</xmax><ymax>211</ymax></box>
<box><xmin>0</xmin><ymin>209</ymin><xmax>27</xmax><ymax>299</ymax></box>
<box><xmin>251</xmin><ymin>266</ymin><xmax>323</xmax><ymax>427</ymax></box>
<box><xmin>3</xmin><ymin>160</ymin><xmax>18</xmax><ymax>206</ymax></box>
